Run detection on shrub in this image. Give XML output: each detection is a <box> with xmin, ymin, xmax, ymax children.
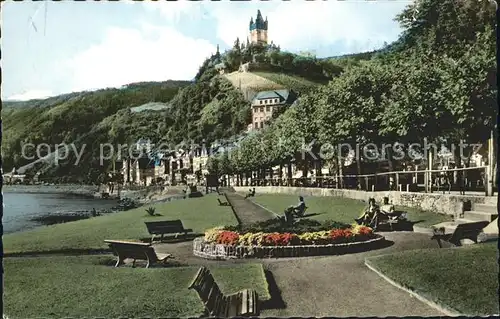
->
<box><xmin>145</xmin><ymin>207</ymin><xmax>156</xmax><ymax>216</ymax></box>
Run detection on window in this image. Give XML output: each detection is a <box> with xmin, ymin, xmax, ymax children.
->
<box><xmin>259</xmin><ymin>100</ymin><xmax>263</xmax><ymax>104</ymax></box>
<box><xmin>275</xmin><ymin>98</ymin><xmax>278</xmax><ymax>103</ymax></box>
<box><xmin>260</xmin><ymin>106</ymin><xmax>264</xmax><ymax>112</ymax></box>
<box><xmin>254</xmin><ymin>122</ymin><xmax>258</xmax><ymax>129</ymax></box>
<box><xmin>260</xmin><ymin>122</ymin><xmax>264</xmax><ymax>128</ymax></box>
<box><xmin>266</xmin><ymin>106</ymin><xmax>270</xmax><ymax>112</ymax></box>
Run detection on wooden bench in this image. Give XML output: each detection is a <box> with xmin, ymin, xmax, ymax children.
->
<box><xmin>431</xmin><ymin>221</ymin><xmax>490</xmax><ymax>248</ymax></box>
<box><xmin>188</xmin><ymin>266</ymin><xmax>259</xmax><ymax>317</ymax></box>
<box><xmin>144</xmin><ymin>220</ymin><xmax>193</xmax><ymax>243</ymax></box>
<box><xmin>104</xmin><ymin>240</ymin><xmax>173</xmax><ymax>268</ymax></box>
<box><xmin>218</xmin><ymin>197</ymin><xmax>230</xmax><ymax>206</ymax></box>
<box><xmin>297</xmin><ymin>206</ymin><xmax>308</xmax><ymax>217</ymax></box>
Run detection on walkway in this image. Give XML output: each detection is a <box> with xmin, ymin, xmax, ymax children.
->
<box><xmin>152</xmin><ymin>192</ymin><xmax>446</xmax><ymax>316</ymax></box>
<box><xmin>153</xmin><ymin>231</ymin><xmax>444</xmax><ymax>316</ymax></box>
<box><xmin>259</xmin><ymin>232</ymin><xmax>442</xmax><ymax>317</ymax></box>
<box><xmin>225</xmin><ymin>192</ymin><xmax>276</xmax><ymax>225</ymax></box>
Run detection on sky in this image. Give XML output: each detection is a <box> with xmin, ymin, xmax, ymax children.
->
<box><xmin>2</xmin><ymin>0</ymin><xmax>413</xmax><ymax>101</ymax></box>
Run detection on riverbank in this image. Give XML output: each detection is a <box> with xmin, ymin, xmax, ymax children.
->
<box><xmin>3</xmin><ymin>184</ymin><xmax>99</xmax><ymax>198</ymax></box>
<box><xmin>2</xmin><ymin>184</ymin><xmax>192</xmax><ymax>201</ymax></box>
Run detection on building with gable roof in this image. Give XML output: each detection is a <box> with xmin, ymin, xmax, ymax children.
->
<box><xmin>248</xmin><ymin>89</ymin><xmax>297</xmax><ymax>131</ymax></box>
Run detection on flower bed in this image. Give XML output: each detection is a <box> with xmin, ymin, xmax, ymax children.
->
<box><xmin>194</xmin><ymin>223</ymin><xmax>385</xmax><ymax>259</ymax></box>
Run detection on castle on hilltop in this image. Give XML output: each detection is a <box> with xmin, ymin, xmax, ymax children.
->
<box><xmin>249</xmin><ymin>10</ymin><xmax>268</xmax><ymax>45</ymax></box>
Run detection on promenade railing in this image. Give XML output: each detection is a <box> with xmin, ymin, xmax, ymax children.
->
<box><xmin>228</xmin><ymin>166</ymin><xmax>496</xmax><ymax>195</ymax></box>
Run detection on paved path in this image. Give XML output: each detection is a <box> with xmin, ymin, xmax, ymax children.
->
<box><xmin>154</xmin><ymin>231</ymin><xmax>445</xmax><ymax>317</ymax></box>
<box><xmin>259</xmin><ymin>231</ymin><xmax>443</xmax><ymax>317</ymax></box>
<box><xmin>152</xmin><ymin>194</ymin><xmax>446</xmax><ymax>317</ymax></box>
<box><xmin>225</xmin><ymin>192</ymin><xmax>276</xmax><ymax>225</ymax></box>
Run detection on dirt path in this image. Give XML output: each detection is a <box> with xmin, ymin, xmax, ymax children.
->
<box><xmin>225</xmin><ymin>192</ymin><xmax>276</xmax><ymax>225</ymax></box>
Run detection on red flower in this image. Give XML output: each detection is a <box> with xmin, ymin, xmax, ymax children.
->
<box><xmin>329</xmin><ymin>229</ymin><xmax>353</xmax><ymax>242</ymax></box>
<box><xmin>358</xmin><ymin>226</ymin><xmax>372</xmax><ymax>236</ymax></box>
<box><xmin>263</xmin><ymin>233</ymin><xmax>281</xmax><ymax>246</ymax></box>
<box><xmin>216</xmin><ymin>231</ymin><xmax>240</xmax><ymax>246</ymax></box>
<box><xmin>279</xmin><ymin>233</ymin><xmax>299</xmax><ymax>246</ymax></box>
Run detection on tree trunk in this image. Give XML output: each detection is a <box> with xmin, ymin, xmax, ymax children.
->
<box><xmin>279</xmin><ymin>163</ymin><xmax>283</xmax><ymax>186</ymax></box>
<box><xmin>356</xmin><ymin>159</ymin><xmax>362</xmax><ymax>190</ymax></box>
<box><xmin>338</xmin><ymin>155</ymin><xmax>344</xmax><ymax>189</ymax></box>
<box><xmin>386</xmin><ymin>147</ymin><xmax>395</xmax><ymax>190</ymax></box>
<box><xmin>315</xmin><ymin>160</ymin><xmax>322</xmax><ymax>187</ymax></box>
<box><xmin>269</xmin><ymin>166</ymin><xmax>274</xmax><ymax>185</ymax></box>
<box><xmin>287</xmin><ymin>162</ymin><xmax>292</xmax><ymax>186</ymax></box>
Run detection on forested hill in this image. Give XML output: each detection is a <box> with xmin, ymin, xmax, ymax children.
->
<box><xmin>204</xmin><ymin>0</ymin><xmax>496</xmax><ymax>178</ymax></box>
<box><xmin>5</xmin><ymin>0</ymin><xmax>470</xmax><ymax>183</ymax></box>
<box><xmin>2</xmin><ymin>81</ymin><xmax>190</xmax><ymax>181</ymax></box>
<box><xmin>2</xmin><ymin>34</ymin><xmax>371</xmax><ymax>183</ymax></box>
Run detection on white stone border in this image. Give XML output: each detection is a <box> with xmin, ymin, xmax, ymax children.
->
<box><xmin>364</xmin><ymin>258</ymin><xmax>462</xmax><ymax>317</ymax></box>
<box><xmin>193</xmin><ymin>235</ymin><xmax>385</xmax><ymax>260</ymax></box>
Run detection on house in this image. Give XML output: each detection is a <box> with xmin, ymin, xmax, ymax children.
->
<box><xmin>248</xmin><ymin>89</ymin><xmax>297</xmax><ymax>131</ymax></box>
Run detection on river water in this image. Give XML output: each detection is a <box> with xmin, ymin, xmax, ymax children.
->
<box><xmin>2</xmin><ymin>192</ymin><xmax>118</xmax><ymax>234</ymax></box>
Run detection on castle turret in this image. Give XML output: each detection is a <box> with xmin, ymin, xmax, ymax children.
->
<box><xmin>249</xmin><ymin>10</ymin><xmax>268</xmax><ymax>45</ymax></box>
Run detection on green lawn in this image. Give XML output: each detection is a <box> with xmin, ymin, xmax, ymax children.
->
<box><xmin>4</xmin><ymin>194</ymin><xmax>237</xmax><ymax>254</ymax></box>
<box><xmin>365</xmin><ymin>241</ymin><xmax>499</xmax><ymax>316</ymax></box>
<box><xmin>4</xmin><ymin>255</ymin><xmax>270</xmax><ymax>318</ymax></box>
<box><xmin>249</xmin><ymin>194</ymin><xmax>453</xmax><ymax>228</ymax></box>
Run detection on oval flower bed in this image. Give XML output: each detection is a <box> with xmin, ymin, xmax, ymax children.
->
<box><xmin>193</xmin><ymin>223</ymin><xmax>385</xmax><ymax>260</ymax></box>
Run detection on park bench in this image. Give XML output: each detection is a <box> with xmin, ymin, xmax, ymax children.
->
<box><xmin>144</xmin><ymin>220</ymin><xmax>193</xmax><ymax>243</ymax></box>
<box><xmin>218</xmin><ymin>197</ymin><xmax>230</xmax><ymax>206</ymax></box>
<box><xmin>296</xmin><ymin>205</ymin><xmax>308</xmax><ymax>217</ymax></box>
<box><xmin>431</xmin><ymin>221</ymin><xmax>490</xmax><ymax>248</ymax></box>
<box><xmin>104</xmin><ymin>240</ymin><xmax>173</xmax><ymax>268</ymax></box>
<box><xmin>188</xmin><ymin>266</ymin><xmax>259</xmax><ymax>317</ymax></box>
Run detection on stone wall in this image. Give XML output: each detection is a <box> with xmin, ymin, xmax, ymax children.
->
<box><xmin>233</xmin><ymin>186</ymin><xmax>491</xmax><ymax>218</ymax></box>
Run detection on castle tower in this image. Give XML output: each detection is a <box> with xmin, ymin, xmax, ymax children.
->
<box><xmin>249</xmin><ymin>10</ymin><xmax>268</xmax><ymax>45</ymax></box>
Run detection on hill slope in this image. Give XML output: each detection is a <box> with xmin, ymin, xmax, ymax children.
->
<box><xmin>223</xmin><ymin>71</ymin><xmax>284</xmax><ymax>101</ymax></box>
<box><xmin>2</xmin><ymin>81</ymin><xmax>190</xmax><ymax>180</ymax></box>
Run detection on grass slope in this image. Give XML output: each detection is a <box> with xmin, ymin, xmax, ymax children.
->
<box><xmin>253</xmin><ymin>72</ymin><xmax>322</xmax><ymax>94</ymax></box>
<box><xmin>365</xmin><ymin>241</ymin><xmax>499</xmax><ymax>316</ymax></box>
<box><xmin>250</xmin><ymin>194</ymin><xmax>453</xmax><ymax>227</ymax></box>
<box><xmin>223</xmin><ymin>72</ymin><xmax>284</xmax><ymax>101</ymax></box>
<box><xmin>4</xmin><ymin>194</ymin><xmax>238</xmax><ymax>254</ymax></box>
<box><xmin>4</xmin><ymin>255</ymin><xmax>270</xmax><ymax>318</ymax></box>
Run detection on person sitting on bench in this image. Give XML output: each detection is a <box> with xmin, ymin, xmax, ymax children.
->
<box><xmin>378</xmin><ymin>197</ymin><xmax>406</xmax><ymax>223</ymax></box>
<box><xmin>380</xmin><ymin>197</ymin><xmax>395</xmax><ymax>214</ymax></box>
<box><xmin>284</xmin><ymin>196</ymin><xmax>307</xmax><ymax>217</ymax></box>
<box><xmin>355</xmin><ymin>198</ymin><xmax>380</xmax><ymax>227</ymax></box>
<box><xmin>244</xmin><ymin>188</ymin><xmax>256</xmax><ymax>199</ymax></box>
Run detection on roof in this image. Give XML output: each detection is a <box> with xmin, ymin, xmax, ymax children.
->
<box><xmin>252</xmin><ymin>89</ymin><xmax>297</xmax><ymax>105</ymax></box>
<box><xmin>254</xmin><ymin>89</ymin><xmax>289</xmax><ymax>100</ymax></box>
